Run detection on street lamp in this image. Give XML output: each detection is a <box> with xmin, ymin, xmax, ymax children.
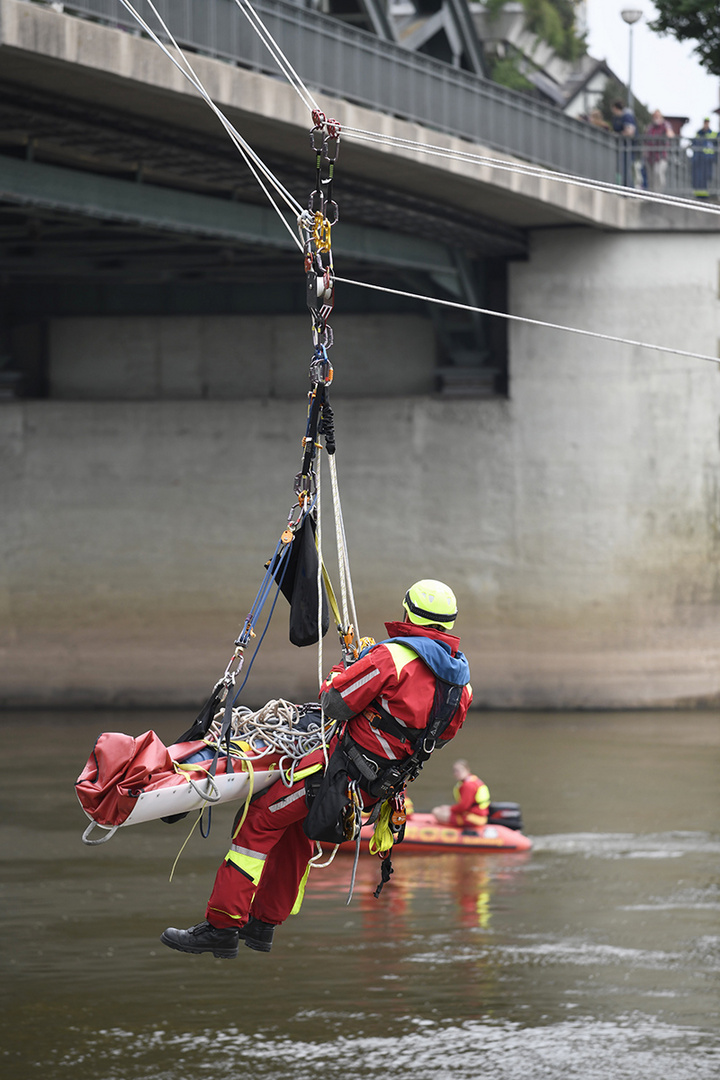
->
<box><xmin>621</xmin><ymin>9</ymin><xmax>643</xmax><ymax>115</ymax></box>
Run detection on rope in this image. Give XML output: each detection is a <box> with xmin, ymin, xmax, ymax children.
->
<box><xmin>205</xmin><ymin>698</ymin><xmax>335</xmax><ymax>786</ymax></box>
<box><xmin>231</xmin><ymin>758</ymin><xmax>255</xmax><ymax>839</ymax></box>
<box><xmin>232</xmin><ymin>0</ymin><xmax>321</xmax><ymax>114</ymax></box>
<box><xmin>217</xmin><ymin>3</ymin><xmax>720</xmax><ymax>369</ymax></box>
<box><xmin>308</xmin><ymin>841</ymin><xmax>340</xmax><ymax>867</ymax></box>
<box><xmin>117</xmin><ymin>0</ymin><xmax>304</xmax><ymax>247</ymax></box>
<box><xmin>341</xmin><ymin>126</ymin><xmax>720</xmax><ymax>220</ymax></box>
<box><xmin>334</xmin><ymin>276</ymin><xmax>720</xmax><ymax>367</ymax></box>
<box><xmin>116</xmin><ymin>2</ymin><xmax>719</xmax><ymax>371</ymax></box>
<box><xmin>234</xmin><ymin>1</ymin><xmax>720</xmax><ymax>222</ymax></box>
<box><xmin>328</xmin><ymin>452</ymin><xmax>359</xmax><ymax>636</ymax></box>
<box><xmin>168</xmin><ymin>807</ymin><xmax>208</xmax><ymax>882</ymax></box>
<box><xmin>316</xmin><ymin>450</ymin><xmax>324</xmax><ymax>692</ymax></box>
<box><xmin>123</xmin><ymin>0</ymin><xmax>720</xmax><ymax>237</ymax></box>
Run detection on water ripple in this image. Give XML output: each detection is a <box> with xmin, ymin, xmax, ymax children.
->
<box><xmin>530</xmin><ymin>832</ymin><xmax>720</xmax><ymax>859</ymax></box>
<box><xmin>49</xmin><ymin>1013</ymin><xmax>720</xmax><ymax>1080</ymax></box>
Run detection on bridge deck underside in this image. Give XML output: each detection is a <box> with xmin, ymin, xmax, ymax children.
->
<box><xmin>0</xmin><ymin>77</ymin><xmax>527</xmax><ymax>287</ymax></box>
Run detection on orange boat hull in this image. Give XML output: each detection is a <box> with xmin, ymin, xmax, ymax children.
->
<box><xmin>344</xmin><ymin>812</ymin><xmax>532</xmax><ymax>854</ymax></box>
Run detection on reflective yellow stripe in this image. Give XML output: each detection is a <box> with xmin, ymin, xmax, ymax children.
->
<box><xmin>286</xmin><ymin>762</ymin><xmax>324</xmax><ymax>784</ymax></box>
<box><xmin>385</xmin><ymin>642</ymin><xmax>418</xmax><ymax>677</ymax></box>
<box><xmin>225</xmin><ymin>845</ymin><xmax>266</xmax><ymax>886</ymax></box>
<box><xmin>290</xmin><ymin>862</ymin><xmax>312</xmax><ymax>916</ymax></box>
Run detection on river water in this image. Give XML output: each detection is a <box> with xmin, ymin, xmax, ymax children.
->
<box><xmin>1</xmin><ymin>709</ymin><xmax>719</xmax><ymax>1080</ymax></box>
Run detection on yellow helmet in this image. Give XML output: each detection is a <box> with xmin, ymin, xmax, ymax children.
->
<box><xmin>403</xmin><ymin>579</ymin><xmax>458</xmax><ymax>630</ymax></box>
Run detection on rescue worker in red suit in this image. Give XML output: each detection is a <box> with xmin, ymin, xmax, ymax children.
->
<box><xmin>161</xmin><ymin>579</ymin><xmax>472</xmax><ymax>958</ymax></box>
<box><xmin>433</xmin><ymin>759</ymin><xmax>490</xmax><ymax>829</ymax></box>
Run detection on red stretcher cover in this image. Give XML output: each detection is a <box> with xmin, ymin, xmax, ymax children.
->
<box><xmin>75</xmin><ymin>730</ymin><xmax>278</xmax><ymax>829</ymax></box>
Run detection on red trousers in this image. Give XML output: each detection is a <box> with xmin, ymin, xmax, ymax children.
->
<box><xmin>205</xmin><ymin>748</ymin><xmax>324</xmax><ymax>929</ymax></box>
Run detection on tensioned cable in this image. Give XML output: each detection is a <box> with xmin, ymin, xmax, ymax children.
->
<box><xmin>120</xmin><ymin>2</ymin><xmax>719</xmax><ymax>368</ymax></box>
<box><xmin>335</xmin><ymin>276</ymin><xmax>720</xmax><ymax>366</ymax></box>
<box><xmin>341</xmin><ymin>126</ymin><xmax>720</xmax><ymax>220</ymax></box>
<box><xmin>122</xmin><ymin>0</ymin><xmax>302</xmax><ymax>217</ymax></box>
<box><xmin>316</xmin><ymin>450</ymin><xmax>325</xmax><ymax>693</ymax></box>
<box><xmin>233</xmin><ymin>0</ymin><xmax>719</xmax><ymax>221</ymax></box>
<box><xmin>328</xmin><ymin>453</ymin><xmax>359</xmax><ymax>638</ymax></box>
<box><xmin>118</xmin><ymin>0</ymin><xmax>304</xmax><ymax>249</ymax></box>
<box><xmin>232</xmin><ymin>0</ymin><xmax>321</xmax><ymax>114</ymax></box>
<box><xmin>122</xmin><ymin>2</ymin><xmax>364</xmax><ymax>662</ymax></box>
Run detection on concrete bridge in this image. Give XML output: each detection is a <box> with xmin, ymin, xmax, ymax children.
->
<box><xmin>1</xmin><ymin>0</ymin><xmax>719</xmax><ymax>710</ymax></box>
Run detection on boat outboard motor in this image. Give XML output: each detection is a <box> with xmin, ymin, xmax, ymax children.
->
<box><xmin>487</xmin><ymin>801</ymin><xmax>524</xmax><ymax>831</ymax></box>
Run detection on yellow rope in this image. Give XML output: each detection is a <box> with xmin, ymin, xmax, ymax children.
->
<box><xmin>169</xmin><ymin>808</ymin><xmax>206</xmax><ymax>883</ymax></box>
<box><xmin>232</xmin><ymin>759</ymin><xmax>255</xmax><ymax>840</ymax></box>
<box><xmin>368</xmin><ymin>800</ymin><xmax>395</xmax><ymax>856</ymax></box>
<box><xmin>169</xmin><ymin>758</ymin><xmax>255</xmax><ymax>880</ymax></box>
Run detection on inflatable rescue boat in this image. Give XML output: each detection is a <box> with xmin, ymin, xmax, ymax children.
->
<box><xmin>342</xmin><ymin>807</ymin><xmax>532</xmax><ymax>855</ymax></box>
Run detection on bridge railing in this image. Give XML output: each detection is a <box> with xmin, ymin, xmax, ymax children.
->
<box><xmin>616</xmin><ymin>135</ymin><xmax>719</xmax><ymax>199</ymax></box>
<box><xmin>33</xmin><ymin>0</ymin><xmax>619</xmax><ymax>183</ymax></box>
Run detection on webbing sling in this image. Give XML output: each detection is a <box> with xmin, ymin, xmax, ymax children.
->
<box><xmin>343</xmin><ymin>677</ymin><xmax>464</xmax><ymax>801</ymax></box>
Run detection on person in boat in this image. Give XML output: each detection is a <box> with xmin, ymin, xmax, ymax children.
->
<box><xmin>432</xmin><ymin>759</ymin><xmax>490</xmax><ymax>830</ymax></box>
<box><xmin>161</xmin><ymin>579</ymin><xmax>472</xmax><ymax>958</ymax></box>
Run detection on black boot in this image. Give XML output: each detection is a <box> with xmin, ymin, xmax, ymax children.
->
<box><xmin>238</xmin><ymin>917</ymin><xmax>275</xmax><ymax>953</ymax></box>
<box><xmin>160</xmin><ymin>920</ymin><xmax>239</xmax><ymax>959</ymax></box>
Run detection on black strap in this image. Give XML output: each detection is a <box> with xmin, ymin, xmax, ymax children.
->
<box><xmin>343</xmin><ymin>740</ymin><xmax>381</xmax><ymax>785</ymax></box>
<box><xmin>343</xmin><ymin>677</ymin><xmax>465</xmax><ymax>801</ymax></box>
<box><xmin>174</xmin><ymin>682</ymin><xmax>224</xmax><ymax>744</ymax></box>
<box><xmin>364</xmin><ymin>701</ymin><xmax>420</xmax><ymax>747</ymax></box>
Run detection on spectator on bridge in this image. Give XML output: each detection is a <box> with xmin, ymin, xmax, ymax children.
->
<box><xmin>644</xmin><ymin>110</ymin><xmax>675</xmax><ymax>192</ymax></box>
<box><xmin>611</xmin><ymin>99</ymin><xmax>639</xmax><ymax>188</ymax></box>
<box><xmin>692</xmin><ymin>118</ymin><xmax>718</xmax><ymax>199</ymax></box>
<box><xmin>589</xmin><ymin>108</ymin><xmax>610</xmax><ymax>132</ymax></box>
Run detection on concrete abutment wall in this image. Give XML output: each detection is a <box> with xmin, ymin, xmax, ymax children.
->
<box><xmin>2</xmin><ymin>229</ymin><xmax>720</xmax><ymax>708</ymax></box>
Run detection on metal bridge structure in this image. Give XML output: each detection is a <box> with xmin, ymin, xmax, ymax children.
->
<box><xmin>0</xmin><ymin>0</ymin><xmax>710</xmax><ymax>397</ymax></box>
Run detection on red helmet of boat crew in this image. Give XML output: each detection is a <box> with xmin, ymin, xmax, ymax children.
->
<box><xmin>402</xmin><ymin>579</ymin><xmax>458</xmax><ymax>630</ymax></box>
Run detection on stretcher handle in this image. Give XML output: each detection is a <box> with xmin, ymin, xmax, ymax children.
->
<box><xmin>81</xmin><ymin>820</ymin><xmax>120</xmax><ymax>846</ymax></box>
<box><xmin>186</xmin><ymin>771</ymin><xmax>222</xmax><ymax>803</ymax></box>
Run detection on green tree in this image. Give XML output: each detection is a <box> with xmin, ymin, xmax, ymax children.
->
<box><xmin>649</xmin><ymin>1</ymin><xmax>720</xmax><ymax>76</ymax></box>
<box><xmin>485</xmin><ymin>0</ymin><xmax>586</xmax><ymax>62</ymax></box>
<box><xmin>487</xmin><ymin>54</ymin><xmax>535</xmax><ymax>92</ymax></box>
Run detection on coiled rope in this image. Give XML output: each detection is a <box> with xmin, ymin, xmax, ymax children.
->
<box><xmin>205</xmin><ymin>698</ymin><xmax>334</xmax><ymax>786</ymax></box>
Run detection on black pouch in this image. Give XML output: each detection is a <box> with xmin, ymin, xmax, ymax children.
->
<box><xmin>303</xmin><ymin>744</ymin><xmax>356</xmax><ymax>844</ymax></box>
<box><xmin>268</xmin><ymin>515</ymin><xmax>329</xmax><ymax>647</ymax></box>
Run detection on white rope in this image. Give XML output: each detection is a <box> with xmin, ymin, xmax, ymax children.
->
<box><xmin>122</xmin><ymin>0</ymin><xmax>720</xmax><ymax>243</ymax></box>
<box><xmin>206</xmin><ymin>698</ymin><xmax>334</xmax><ymax>784</ymax></box>
<box><xmin>316</xmin><ymin>453</ymin><xmax>324</xmax><ymax>693</ymax></box>
<box><xmin>133</xmin><ymin>0</ymin><xmax>720</xmax><ymax>227</ymax></box>
<box><xmin>329</xmin><ymin>454</ymin><xmax>349</xmax><ymax>628</ymax></box>
<box><xmin>341</xmin><ymin>127</ymin><xmax>720</xmax><ymax>220</ymax></box>
<box><xmin>232</xmin><ymin>0</ymin><xmax>321</xmax><ymax>114</ymax></box>
<box><xmin>335</xmin><ymin>275</ymin><xmax>720</xmax><ymax>366</ymax></box>
<box><xmin>228</xmin><ymin>2</ymin><xmax>720</xmax><ymax>222</ymax></box>
<box><xmin>132</xmin><ymin>0</ymin><xmax>303</xmax><ymax>214</ymax></box>
<box><xmin>308</xmin><ymin>841</ymin><xmax>340</xmax><ymax>867</ymax></box>
<box><xmin>329</xmin><ymin>452</ymin><xmax>359</xmax><ymax>638</ymax></box>
<box><xmin>118</xmin><ymin>0</ymin><xmax>304</xmax><ymax>249</ymax></box>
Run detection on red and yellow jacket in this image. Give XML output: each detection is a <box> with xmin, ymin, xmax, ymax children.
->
<box><xmin>320</xmin><ymin>620</ymin><xmax>472</xmax><ymax>761</ymax></box>
<box><xmin>451</xmin><ymin>774</ymin><xmax>490</xmax><ymax>828</ymax></box>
